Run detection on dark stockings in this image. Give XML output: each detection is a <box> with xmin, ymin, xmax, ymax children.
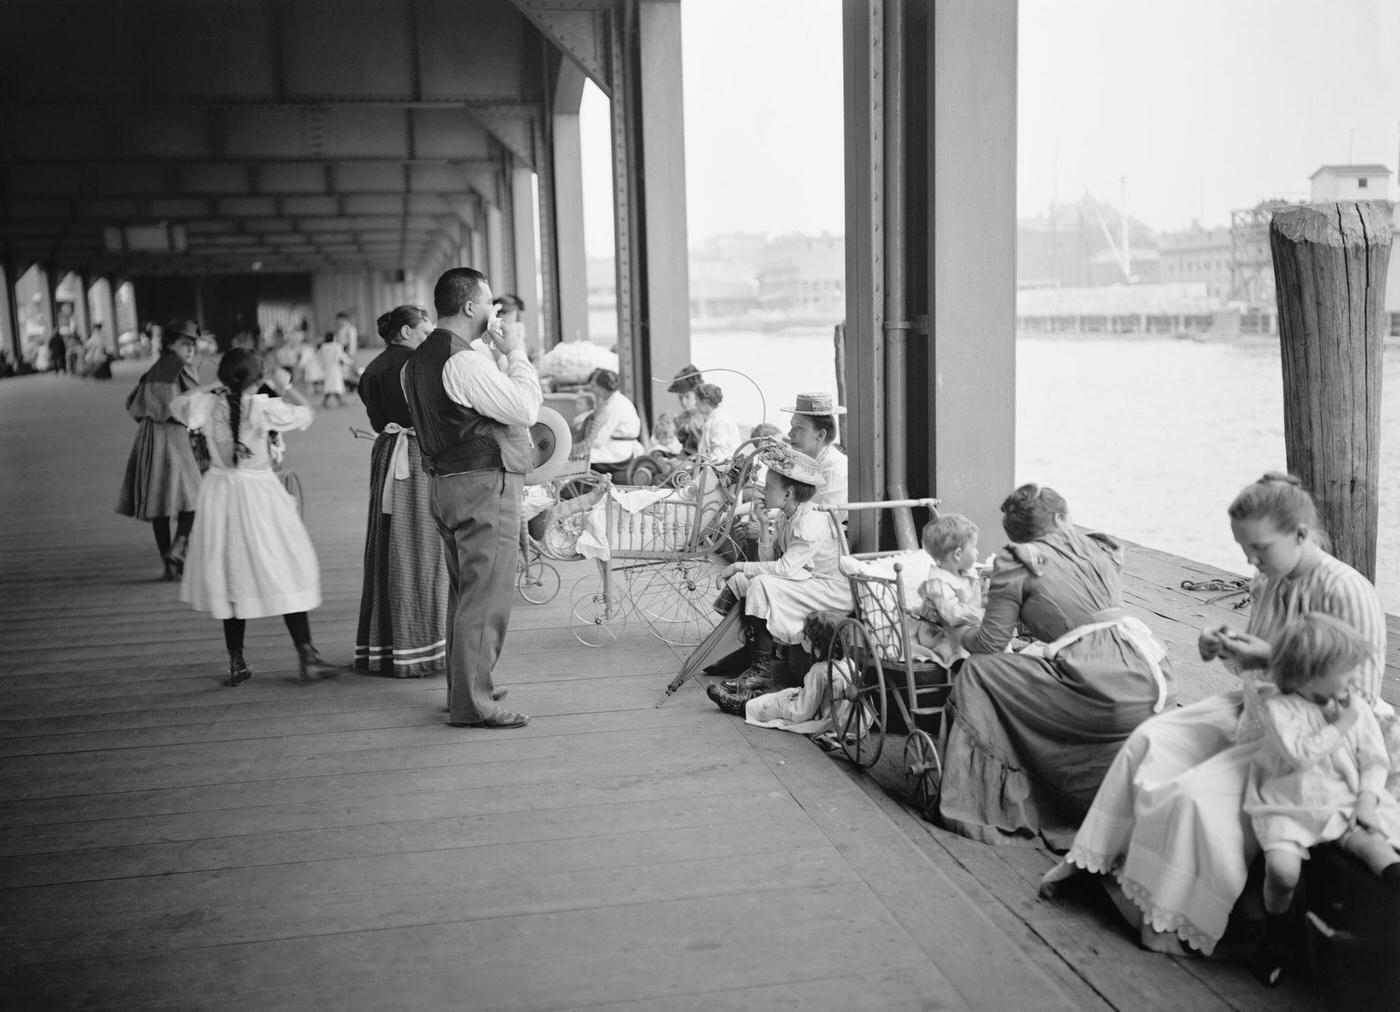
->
<box><xmin>151</xmin><ymin>518</ymin><xmax>172</xmax><ymax>559</ymax></box>
<box><xmin>222</xmin><ymin>612</ymin><xmax>312</xmax><ymax>655</ymax></box>
<box><xmin>150</xmin><ymin>512</ymin><xmax>195</xmax><ymax>558</ymax></box>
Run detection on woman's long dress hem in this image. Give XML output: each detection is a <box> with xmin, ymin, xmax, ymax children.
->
<box><xmin>355</xmin><ymin>431</ymin><xmax>448</xmax><ymax>677</ymax></box>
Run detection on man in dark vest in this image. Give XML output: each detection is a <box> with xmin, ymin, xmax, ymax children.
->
<box><xmin>402</xmin><ymin>268</ymin><xmax>541</xmax><ymax>728</ymax></box>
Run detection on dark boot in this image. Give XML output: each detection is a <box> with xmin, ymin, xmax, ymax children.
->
<box><xmin>296</xmin><ymin>642</ymin><xmax>341</xmax><ymax>681</ymax></box>
<box><xmin>226</xmin><ymin>651</ymin><xmax>252</xmax><ymax>687</ymax></box>
<box><xmin>712</xmin><ymin>585</ymin><xmax>738</xmax><ymax>615</ymax></box>
<box><xmin>707</xmin><ymin>682</ymin><xmax>753</xmax><ymax>716</ymax></box>
<box><xmin>1249</xmin><ymin>913</ymin><xmax>1290</xmax><ymax>988</ymax></box>
<box><xmin>704</xmin><ymin>645</ymin><xmax>752</xmax><ymax>677</ymax></box>
<box><xmin>722</xmin><ymin>628</ymin><xmax>776</xmax><ymax>694</ymax></box>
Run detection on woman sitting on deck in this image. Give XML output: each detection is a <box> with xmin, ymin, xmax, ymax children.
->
<box><xmin>1040</xmin><ymin>473</ymin><xmax>1399</xmax><ymax>957</ymax></box>
<box><xmin>934</xmin><ymin>483</ymin><xmax>1175</xmax><ymax>850</ymax></box>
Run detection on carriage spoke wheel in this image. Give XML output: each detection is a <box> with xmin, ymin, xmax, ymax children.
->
<box><xmin>825</xmin><ymin>618</ymin><xmax>886</xmax><ymax>768</ymax></box>
<box><xmin>570</xmin><ymin>572</ymin><xmax>627</xmax><ymax>647</ymax></box>
<box><xmin>624</xmin><ymin>532</ymin><xmax>739</xmax><ymax>649</ymax></box>
<box><xmin>517</xmin><ymin>541</ymin><xmax>560</xmax><ymax>604</ymax></box>
<box><xmin>903</xmin><ymin>729</ymin><xmax>942</xmax><ymax>819</ymax></box>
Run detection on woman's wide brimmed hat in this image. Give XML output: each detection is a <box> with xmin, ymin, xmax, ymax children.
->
<box><xmin>525</xmin><ymin>406</ymin><xmax>573</xmax><ymax>484</ymax></box>
<box><xmin>667</xmin><ymin>364</ymin><xmax>703</xmax><ymax>393</ymax></box>
<box><xmin>760</xmin><ymin>444</ymin><xmax>823</xmax><ymax>486</ymax></box>
<box><xmin>780</xmin><ymin>391</ymin><xmax>846</xmax><ymax>416</ymax></box>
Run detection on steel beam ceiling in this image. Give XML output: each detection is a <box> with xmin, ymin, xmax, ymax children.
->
<box><xmin>0</xmin><ymin>0</ymin><xmax>559</xmax><ymax>276</ymax></box>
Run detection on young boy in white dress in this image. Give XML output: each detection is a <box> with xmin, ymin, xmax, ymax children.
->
<box><xmin>910</xmin><ymin>512</ymin><xmax>985</xmax><ymax>667</ymax></box>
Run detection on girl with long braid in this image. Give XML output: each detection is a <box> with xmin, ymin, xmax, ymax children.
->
<box><xmin>170</xmin><ymin>349</ymin><xmax>341</xmax><ymax>686</ymax></box>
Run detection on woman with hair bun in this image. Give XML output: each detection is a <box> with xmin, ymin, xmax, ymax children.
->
<box><xmin>1041</xmin><ymin>472</ymin><xmax>1396</xmax><ymax>958</ymax></box>
<box><xmin>353</xmin><ymin>305</ymin><xmax>447</xmax><ymax>677</ymax></box>
<box><xmin>935</xmin><ymin>482</ymin><xmax>1175</xmax><ymax>850</ymax></box>
<box><xmin>170</xmin><ymin>349</ymin><xmax>340</xmax><ymax>686</ymax></box>
<box><xmin>694</xmin><ymin>382</ymin><xmax>741</xmax><ymax>463</ymax></box>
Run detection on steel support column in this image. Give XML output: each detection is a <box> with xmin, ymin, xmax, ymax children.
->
<box><xmin>0</xmin><ymin>260</ymin><xmax>20</xmax><ymax>365</ymax></box>
<box><xmin>634</xmin><ymin>0</ymin><xmax>691</xmax><ymax>420</ymax></box>
<box><xmin>841</xmin><ymin>0</ymin><xmax>886</xmax><ymax>550</ymax></box>
<box><xmin>928</xmin><ymin>0</ymin><xmax>1016</xmax><ymax>538</ymax></box>
<box><xmin>511</xmin><ymin>164</ymin><xmax>543</xmax><ymax>353</ymax></box>
<box><xmin>485</xmin><ymin>204</ymin><xmax>505</xmax><ymax>288</ymax></box>
<box><xmin>551</xmin><ymin>58</ymin><xmax>590</xmax><ymax>345</ymax></box>
<box><xmin>605</xmin><ymin>0</ymin><xmax>692</xmax><ymax>421</ymax></box>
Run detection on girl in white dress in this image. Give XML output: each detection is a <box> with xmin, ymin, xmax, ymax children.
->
<box><xmin>314</xmin><ymin>333</ymin><xmax>353</xmax><ymax>407</ymax></box>
<box><xmin>171</xmin><ymin>349</ymin><xmax>340</xmax><ymax>686</ymax></box>
<box><xmin>708</xmin><ymin>444</ymin><xmax>851</xmax><ymax>707</ymax></box>
<box><xmin>1242</xmin><ymin>611</ymin><xmax>1400</xmax><ymax>986</ymax></box>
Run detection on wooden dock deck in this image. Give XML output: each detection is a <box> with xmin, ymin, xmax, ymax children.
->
<box><xmin>1</xmin><ymin>362</ymin><xmax>1390</xmax><ymax>1010</ymax></box>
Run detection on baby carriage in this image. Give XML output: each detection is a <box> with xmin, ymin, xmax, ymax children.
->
<box><xmin>814</xmin><ymin>498</ymin><xmax>953</xmax><ymax>818</ymax></box>
<box><xmin>532</xmin><ymin>437</ymin><xmax>775</xmax><ymax>647</ymax></box>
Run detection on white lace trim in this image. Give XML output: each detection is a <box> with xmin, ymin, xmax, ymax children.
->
<box><xmin>1063</xmin><ymin>846</ymin><xmax>1119</xmax><ymax>877</ymax></box>
<box><xmin>1117</xmin><ymin>874</ymin><xmax>1217</xmax><ymax>955</ymax></box>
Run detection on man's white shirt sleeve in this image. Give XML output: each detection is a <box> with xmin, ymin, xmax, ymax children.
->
<box><xmin>441</xmin><ymin>343</ymin><xmax>542</xmax><ymax>426</ymax></box>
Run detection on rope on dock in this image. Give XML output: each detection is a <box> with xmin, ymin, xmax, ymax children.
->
<box><xmin>1180</xmin><ymin>577</ymin><xmax>1251</xmax><ymax>609</ymax></box>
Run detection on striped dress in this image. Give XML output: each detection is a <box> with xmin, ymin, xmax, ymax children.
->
<box><xmin>1062</xmin><ymin>549</ymin><xmax>1394</xmax><ymax>955</ymax></box>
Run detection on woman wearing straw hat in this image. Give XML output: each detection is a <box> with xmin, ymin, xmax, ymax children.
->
<box><xmin>116</xmin><ymin>319</ymin><xmax>204</xmax><ymax>580</ymax></box>
<box><xmin>706</xmin><ymin>444</ymin><xmax>852</xmax><ymax>710</ymax></box>
<box><xmin>780</xmin><ymin>392</ymin><xmax>848</xmax><ymax>513</ymax></box>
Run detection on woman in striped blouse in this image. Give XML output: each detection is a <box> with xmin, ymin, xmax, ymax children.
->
<box><xmin>1040</xmin><ymin>473</ymin><xmax>1397</xmax><ymax>957</ymax></box>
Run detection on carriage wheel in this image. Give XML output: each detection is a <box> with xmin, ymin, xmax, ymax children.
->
<box><xmin>903</xmin><ymin>729</ymin><xmax>942</xmax><ymax>819</ymax></box>
<box><xmin>624</xmin><ymin>532</ymin><xmax>739</xmax><ymax>648</ymax></box>
<box><xmin>517</xmin><ymin>543</ymin><xmax>561</xmax><ymax>604</ymax></box>
<box><xmin>570</xmin><ymin>572</ymin><xmax>627</xmax><ymax>647</ymax></box>
<box><xmin>825</xmin><ymin>618</ymin><xmax>887</xmax><ymax>768</ymax></box>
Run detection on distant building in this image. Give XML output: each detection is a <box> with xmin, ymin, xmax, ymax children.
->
<box><xmin>756</xmin><ymin>233</ymin><xmax>844</xmax><ymax>318</ymax></box>
<box><xmin>1086</xmin><ymin>247</ymin><xmax>1159</xmax><ymax>286</ymax></box>
<box><xmin>1159</xmin><ymin>226</ymin><xmax>1232</xmax><ymax>298</ymax></box>
<box><xmin>1309</xmin><ymin>164</ymin><xmax>1392</xmax><ymax>202</ymax></box>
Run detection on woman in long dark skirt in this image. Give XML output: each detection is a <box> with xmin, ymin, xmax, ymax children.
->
<box><xmin>353</xmin><ymin>305</ymin><xmax>449</xmax><ymax>677</ymax></box>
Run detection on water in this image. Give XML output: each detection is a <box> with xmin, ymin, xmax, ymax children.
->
<box><xmin>673</xmin><ymin>328</ymin><xmax>1400</xmax><ymax>611</ymax></box>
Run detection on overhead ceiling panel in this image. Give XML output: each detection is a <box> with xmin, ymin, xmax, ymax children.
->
<box><xmin>0</xmin><ymin>0</ymin><xmax>555</xmax><ymax>276</ymax></box>
<box><xmin>281</xmin><ymin>0</ymin><xmax>414</xmax><ymax>99</ymax></box>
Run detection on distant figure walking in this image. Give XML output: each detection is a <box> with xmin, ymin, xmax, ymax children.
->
<box><xmin>314</xmin><ymin>332</ymin><xmax>352</xmax><ymax>407</ymax></box>
<box><xmin>116</xmin><ymin>321</ymin><xmax>203</xmax><ymax>580</ymax></box>
<box><xmin>354</xmin><ymin>304</ymin><xmax>448</xmax><ymax>678</ymax></box>
<box><xmin>401</xmin><ymin>267</ymin><xmax>542</xmax><ymax>728</ymax></box>
<box><xmin>171</xmin><ymin>349</ymin><xmax>341</xmax><ymax>686</ymax></box>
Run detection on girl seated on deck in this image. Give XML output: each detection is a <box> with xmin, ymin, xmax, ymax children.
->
<box><xmin>1238</xmin><ymin>612</ymin><xmax>1400</xmax><ymax>987</ymax></box>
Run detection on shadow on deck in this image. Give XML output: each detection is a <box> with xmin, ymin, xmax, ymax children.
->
<box><xmin>0</xmin><ymin>362</ymin><xmax>1391</xmax><ymax>1010</ymax></box>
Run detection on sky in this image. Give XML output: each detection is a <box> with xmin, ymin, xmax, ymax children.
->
<box><xmin>578</xmin><ymin>0</ymin><xmax>1400</xmax><ymax>256</ymax></box>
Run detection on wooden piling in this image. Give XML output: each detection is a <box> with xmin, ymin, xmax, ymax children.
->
<box><xmin>1269</xmin><ymin>201</ymin><xmax>1392</xmax><ymax>580</ymax></box>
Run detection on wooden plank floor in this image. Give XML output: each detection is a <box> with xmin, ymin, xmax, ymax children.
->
<box><xmin>2</xmin><ymin>362</ymin><xmax>1392</xmax><ymax>1011</ymax></box>
<box><xmin>2</xmin><ymin>362</ymin><xmax>1071</xmax><ymax>1011</ymax></box>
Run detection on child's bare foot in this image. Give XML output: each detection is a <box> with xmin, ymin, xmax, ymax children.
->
<box><xmin>1139</xmin><ymin>923</ymin><xmax>1188</xmax><ymax>956</ymax></box>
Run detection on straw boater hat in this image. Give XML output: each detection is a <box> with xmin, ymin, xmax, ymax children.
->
<box><xmin>525</xmin><ymin>406</ymin><xmax>573</xmax><ymax>484</ymax></box>
<box><xmin>780</xmin><ymin>391</ymin><xmax>846</xmax><ymax>416</ymax></box>
<box><xmin>760</xmin><ymin>444</ymin><xmax>823</xmax><ymax>486</ymax></box>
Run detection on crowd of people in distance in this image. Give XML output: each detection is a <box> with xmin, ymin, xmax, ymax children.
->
<box><xmin>109</xmin><ymin>267</ymin><xmax>1399</xmax><ymax>991</ymax></box>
